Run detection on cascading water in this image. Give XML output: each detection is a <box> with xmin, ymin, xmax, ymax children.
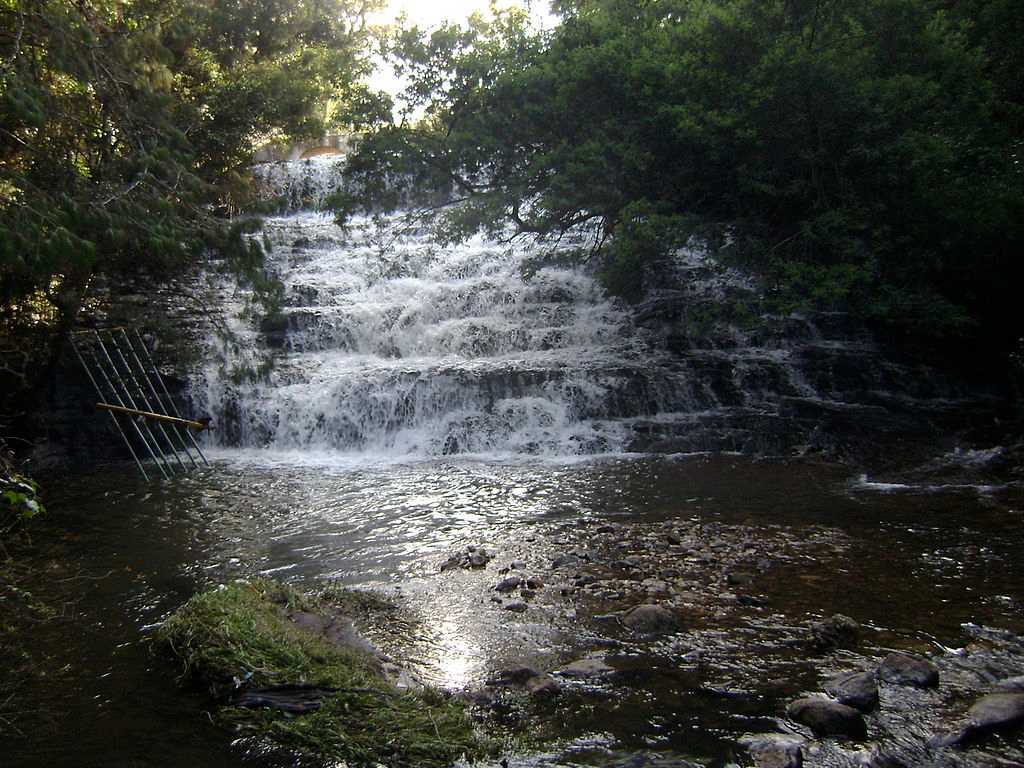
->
<box><xmin>190</xmin><ymin>156</ymin><xmax>911</xmax><ymax>459</ymax></box>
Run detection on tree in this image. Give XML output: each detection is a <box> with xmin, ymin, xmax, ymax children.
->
<box><xmin>345</xmin><ymin>0</ymin><xmax>1023</xmax><ymax>365</ymax></box>
<box><xmin>0</xmin><ymin>0</ymin><xmax>383</xmax><ymax>334</ymax></box>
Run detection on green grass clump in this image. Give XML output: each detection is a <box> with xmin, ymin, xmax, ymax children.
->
<box><xmin>158</xmin><ymin>579</ymin><xmax>487</xmax><ymax>767</ymax></box>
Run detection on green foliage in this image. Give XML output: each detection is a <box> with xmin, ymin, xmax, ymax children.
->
<box><xmin>347</xmin><ymin>0</ymin><xmax>1023</xmax><ymax>362</ymax></box>
<box><xmin>0</xmin><ymin>468</ymin><xmax>44</xmax><ymax>537</ymax></box>
<box><xmin>0</xmin><ymin>0</ymin><xmax>382</xmax><ymax>332</ymax></box>
<box><xmin>158</xmin><ymin>579</ymin><xmax>488</xmax><ymax>766</ymax></box>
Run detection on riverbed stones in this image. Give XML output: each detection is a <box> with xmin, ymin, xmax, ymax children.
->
<box><xmin>826</xmin><ymin>671</ymin><xmax>879</xmax><ymax>713</ymax></box>
<box><xmin>877</xmin><ymin>652</ymin><xmax>939</xmax><ymax>688</ymax></box>
<box><xmin>786</xmin><ymin>696</ymin><xmax>868</xmax><ymax>739</ymax></box>
<box><xmin>504</xmin><ymin>600</ymin><xmax>527</xmax><ymax>612</ymax></box>
<box><xmin>739</xmin><ymin>734</ymin><xmax>804</xmax><ymax>768</ymax></box>
<box><xmin>622</xmin><ymin>603</ymin><xmax>680</xmax><ymax>634</ymax></box>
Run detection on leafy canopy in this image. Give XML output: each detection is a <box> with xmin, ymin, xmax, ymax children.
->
<box><xmin>0</xmin><ymin>0</ymin><xmax>384</xmax><ymax>330</ymax></box>
<box><xmin>343</xmin><ymin>0</ymin><xmax>1023</xmax><ymax>357</ymax></box>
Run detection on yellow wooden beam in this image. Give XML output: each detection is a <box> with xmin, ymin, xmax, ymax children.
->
<box><xmin>95</xmin><ymin>402</ymin><xmax>211</xmax><ymax>431</ymax></box>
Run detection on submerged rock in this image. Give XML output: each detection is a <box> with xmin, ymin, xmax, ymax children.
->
<box><xmin>739</xmin><ymin>733</ymin><xmax>804</xmax><ymax>768</ymax></box>
<box><xmin>559</xmin><ymin>658</ymin><xmax>615</xmax><ymax>678</ymax></box>
<box><xmin>622</xmin><ymin>603</ymin><xmax>680</xmax><ymax>634</ymax></box>
<box><xmin>786</xmin><ymin>696</ymin><xmax>867</xmax><ymax>739</ymax></box>
<box><xmin>877</xmin><ymin>652</ymin><xmax>939</xmax><ymax>688</ymax></box>
<box><xmin>826</xmin><ymin>671</ymin><xmax>879</xmax><ymax>713</ymax></box>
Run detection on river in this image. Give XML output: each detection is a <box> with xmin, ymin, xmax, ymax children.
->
<box><xmin>6</xmin><ymin>450</ymin><xmax>1023</xmax><ymax>767</ymax></box>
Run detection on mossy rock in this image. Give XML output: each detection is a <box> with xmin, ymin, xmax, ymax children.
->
<box><xmin>158</xmin><ymin>579</ymin><xmax>489</xmax><ymax>766</ymax></box>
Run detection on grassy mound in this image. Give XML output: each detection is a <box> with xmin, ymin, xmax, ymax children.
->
<box><xmin>158</xmin><ymin>579</ymin><xmax>487</xmax><ymax>766</ymax></box>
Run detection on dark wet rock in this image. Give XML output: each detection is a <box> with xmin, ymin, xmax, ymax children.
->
<box><xmin>559</xmin><ymin>658</ymin><xmax>615</xmax><ymax>678</ymax></box>
<box><xmin>234</xmin><ymin>683</ymin><xmax>337</xmax><ymax>714</ymax></box>
<box><xmin>737</xmin><ymin>594</ymin><xmax>767</xmax><ymax>607</ymax></box>
<box><xmin>504</xmin><ymin>600</ymin><xmax>527</xmax><ymax>613</ymax></box>
<box><xmin>495</xmin><ymin>576</ymin><xmax>523</xmax><ymax>593</ymax></box>
<box><xmin>877</xmin><ymin>652</ymin><xmax>939</xmax><ymax>688</ymax></box>
<box><xmin>739</xmin><ymin>734</ymin><xmax>804</xmax><ymax>768</ymax></box>
<box><xmin>666</xmin><ymin>533</ymin><xmax>682</xmax><ymax>546</ymax></box>
<box><xmin>786</xmin><ymin>696</ymin><xmax>867</xmax><ymax>739</ymax></box>
<box><xmin>931</xmin><ymin>692</ymin><xmax>1024</xmax><ymax>747</ymax></box>
<box><xmin>726</xmin><ymin>570</ymin><xmax>755</xmax><ymax>586</ymax></box>
<box><xmin>622</xmin><ymin>603</ymin><xmax>680</xmax><ymax>634</ymax></box>
<box><xmin>826</xmin><ymin>671</ymin><xmax>879</xmax><ymax>713</ymax></box>
<box><xmin>486</xmin><ymin>666</ymin><xmax>539</xmax><ymax>686</ymax></box>
<box><xmin>525</xmin><ymin>576</ymin><xmax>544</xmax><ymax>590</ymax></box>
<box><xmin>520</xmin><ymin>589</ymin><xmax>536</xmax><ymax>599</ymax></box>
<box><xmin>809</xmin><ymin>613</ymin><xmax>861</xmax><ymax>650</ymax></box>
<box><xmin>595</xmin><ymin>524</ymin><xmax>617</xmax><ymax>534</ymax></box>
<box><xmin>525</xmin><ymin>675</ymin><xmax>561</xmax><ymax>698</ymax></box>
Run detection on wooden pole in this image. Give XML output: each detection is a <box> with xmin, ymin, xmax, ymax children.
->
<box><xmin>95</xmin><ymin>402</ymin><xmax>212</xmax><ymax>431</ymax></box>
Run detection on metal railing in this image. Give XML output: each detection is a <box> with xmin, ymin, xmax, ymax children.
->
<box><xmin>70</xmin><ymin>328</ymin><xmax>209</xmax><ymax>480</ymax></box>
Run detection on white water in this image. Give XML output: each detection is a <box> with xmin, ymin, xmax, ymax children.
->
<box><xmin>192</xmin><ymin>157</ymin><xmax>833</xmax><ymax>460</ymax></box>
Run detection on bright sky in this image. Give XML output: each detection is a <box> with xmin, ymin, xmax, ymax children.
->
<box><xmin>366</xmin><ymin>0</ymin><xmax>556</xmax><ymax>99</ymax></box>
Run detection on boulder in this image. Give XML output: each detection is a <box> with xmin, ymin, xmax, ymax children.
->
<box><xmin>786</xmin><ymin>696</ymin><xmax>868</xmax><ymax>739</ymax></box>
<box><xmin>826</xmin><ymin>671</ymin><xmax>879</xmax><ymax>713</ymax></box>
<box><xmin>877</xmin><ymin>653</ymin><xmax>938</xmax><ymax>688</ymax></box>
<box><xmin>934</xmin><ymin>693</ymin><xmax>1024</xmax><ymax>747</ymax></box>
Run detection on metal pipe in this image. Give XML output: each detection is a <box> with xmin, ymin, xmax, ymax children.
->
<box><xmin>134</xmin><ymin>329</ymin><xmax>209</xmax><ymax>466</ymax></box>
<box><xmin>120</xmin><ymin>330</ymin><xmax>199</xmax><ymax>468</ymax></box>
<box><xmin>70</xmin><ymin>338</ymin><xmax>149</xmax><ymax>481</ymax></box>
<box><xmin>106</xmin><ymin>330</ymin><xmax>188</xmax><ymax>473</ymax></box>
<box><xmin>94</xmin><ymin>403</ymin><xmax>211</xmax><ymax>431</ymax></box>
<box><xmin>91</xmin><ymin>332</ymin><xmax>173</xmax><ymax>480</ymax></box>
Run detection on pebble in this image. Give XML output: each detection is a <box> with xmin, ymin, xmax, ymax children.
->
<box><xmin>495</xmin><ymin>576</ymin><xmax>523</xmax><ymax>593</ymax></box>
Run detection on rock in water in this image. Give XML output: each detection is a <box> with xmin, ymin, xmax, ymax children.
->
<box><xmin>809</xmin><ymin>613</ymin><xmax>861</xmax><ymax>650</ymax></box>
<box><xmin>786</xmin><ymin>696</ymin><xmax>868</xmax><ymax>739</ymax></box>
<box><xmin>739</xmin><ymin>734</ymin><xmax>804</xmax><ymax>768</ymax></box>
<box><xmin>525</xmin><ymin>675</ymin><xmax>561</xmax><ymax>698</ymax></box>
<box><xmin>621</xmin><ymin>603</ymin><xmax>680</xmax><ymax>634</ymax></box>
<box><xmin>877</xmin><ymin>653</ymin><xmax>939</xmax><ymax>688</ymax></box>
<box><xmin>934</xmin><ymin>692</ymin><xmax>1024</xmax><ymax>747</ymax></box>
<box><xmin>826</xmin><ymin>671</ymin><xmax>879</xmax><ymax>713</ymax></box>
<box><xmin>966</xmin><ymin>692</ymin><xmax>1024</xmax><ymax>731</ymax></box>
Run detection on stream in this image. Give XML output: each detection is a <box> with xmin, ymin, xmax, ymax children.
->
<box><xmin>6</xmin><ymin>450</ymin><xmax>1024</xmax><ymax>767</ymax></box>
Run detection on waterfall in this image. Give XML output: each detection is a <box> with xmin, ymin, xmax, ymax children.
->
<box><xmin>191</xmin><ymin>157</ymin><xmax>889</xmax><ymax>460</ymax></box>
